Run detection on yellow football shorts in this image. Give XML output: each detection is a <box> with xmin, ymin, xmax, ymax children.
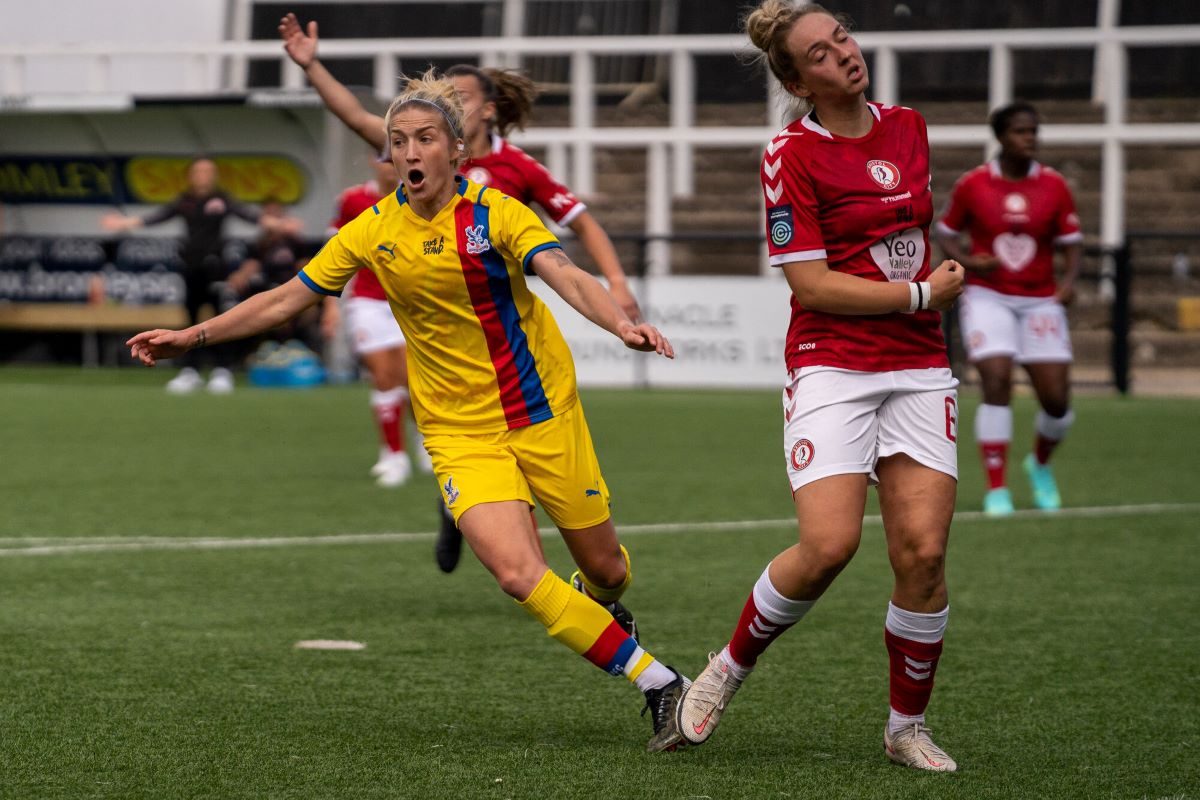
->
<box><xmin>423</xmin><ymin>403</ymin><xmax>612</xmax><ymax>530</ymax></box>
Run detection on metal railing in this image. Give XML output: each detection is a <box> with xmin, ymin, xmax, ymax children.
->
<box><xmin>3</xmin><ymin>25</ymin><xmax>1200</xmax><ymax>277</ymax></box>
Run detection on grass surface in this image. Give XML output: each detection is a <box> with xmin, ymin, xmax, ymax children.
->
<box><xmin>1</xmin><ymin>366</ymin><xmax>1197</xmax><ymax>799</ymax></box>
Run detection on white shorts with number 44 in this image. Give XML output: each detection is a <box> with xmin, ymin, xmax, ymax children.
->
<box><xmin>958</xmin><ymin>284</ymin><xmax>1072</xmax><ymax>364</ymax></box>
<box><xmin>782</xmin><ymin>367</ymin><xmax>960</xmax><ymax>492</ymax></box>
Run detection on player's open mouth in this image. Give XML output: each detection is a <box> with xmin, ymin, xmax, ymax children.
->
<box><xmin>847</xmin><ymin>64</ymin><xmax>863</xmax><ymax>81</ymax></box>
<box><xmin>407</xmin><ymin>169</ymin><xmax>426</xmax><ymax>189</ymax></box>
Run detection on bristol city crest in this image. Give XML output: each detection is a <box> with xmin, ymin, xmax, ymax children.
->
<box><xmin>866</xmin><ymin>159</ymin><xmax>901</xmax><ymax>191</ymax></box>
<box><xmin>465</xmin><ymin>166</ymin><xmax>493</xmax><ymax>186</ymax></box>
<box><xmin>790</xmin><ymin>439</ymin><xmax>815</xmax><ymax>471</ymax></box>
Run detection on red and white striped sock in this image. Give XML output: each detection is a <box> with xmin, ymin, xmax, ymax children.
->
<box><xmin>724</xmin><ymin>564</ymin><xmax>814</xmax><ymax>679</ymax></box>
<box><xmin>370</xmin><ymin>387</ymin><xmax>408</xmax><ymax>454</ymax></box>
<box><xmin>975</xmin><ymin>403</ymin><xmax>1012</xmax><ymax>489</ymax></box>
<box><xmin>885</xmin><ymin>601</ymin><xmax>948</xmax><ymax>734</ymax></box>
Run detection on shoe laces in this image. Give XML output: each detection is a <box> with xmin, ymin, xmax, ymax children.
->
<box><xmin>899</xmin><ymin>722</ymin><xmax>950</xmax><ymax>760</ymax></box>
<box><xmin>689</xmin><ymin>652</ymin><xmax>735</xmax><ymax>710</ymax></box>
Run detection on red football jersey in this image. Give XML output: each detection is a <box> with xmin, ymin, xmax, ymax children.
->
<box><xmin>331</xmin><ymin>180</ymin><xmax>388</xmax><ymax>300</ymax></box>
<box><xmin>460</xmin><ymin>134</ymin><xmax>585</xmax><ymax>226</ymax></box>
<box><xmin>764</xmin><ymin>103</ymin><xmax>947</xmax><ymax>373</ymax></box>
<box><xmin>937</xmin><ymin>160</ymin><xmax>1082</xmax><ymax>297</ymax></box>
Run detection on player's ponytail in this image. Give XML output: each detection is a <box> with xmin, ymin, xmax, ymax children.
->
<box><xmin>446</xmin><ymin>64</ymin><xmax>538</xmax><ymax>138</ymax></box>
<box><xmin>485</xmin><ymin>68</ymin><xmax>537</xmax><ymax>137</ymax></box>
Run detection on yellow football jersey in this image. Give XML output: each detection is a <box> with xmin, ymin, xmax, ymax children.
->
<box><xmin>300</xmin><ymin>177</ymin><xmax>578</xmax><ymax>434</ymax></box>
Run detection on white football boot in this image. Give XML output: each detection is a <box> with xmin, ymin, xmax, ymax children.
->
<box><xmin>165</xmin><ymin>367</ymin><xmax>203</xmax><ymax>395</ymax></box>
<box><xmin>375</xmin><ymin>452</ymin><xmax>412</xmax><ymax>488</ymax></box>
<box><xmin>884</xmin><ymin>722</ymin><xmax>958</xmax><ymax>772</ymax></box>
<box><xmin>676</xmin><ymin>651</ymin><xmax>744</xmax><ymax>745</ymax></box>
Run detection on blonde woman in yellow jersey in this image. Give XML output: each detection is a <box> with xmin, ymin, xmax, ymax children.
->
<box><xmin>126</xmin><ymin>71</ymin><xmax>689</xmax><ymax>753</ymax></box>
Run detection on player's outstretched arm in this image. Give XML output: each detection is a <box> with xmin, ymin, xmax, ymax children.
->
<box><xmin>783</xmin><ymin>258</ymin><xmax>963</xmax><ymax>315</ymax></box>
<box><xmin>278</xmin><ymin>13</ymin><xmax>387</xmax><ymax>151</ymax></box>
<box><xmin>566</xmin><ymin>211</ymin><xmax>642</xmax><ymax>322</ymax></box>
<box><xmin>127</xmin><ymin>277</ymin><xmax>322</xmax><ymax>366</ymax></box>
<box><xmin>531</xmin><ymin>248</ymin><xmax>672</xmax><ymax>358</ymax></box>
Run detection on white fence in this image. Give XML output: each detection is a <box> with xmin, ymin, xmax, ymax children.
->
<box><xmin>3</xmin><ymin>25</ymin><xmax>1200</xmax><ymax>274</ymax></box>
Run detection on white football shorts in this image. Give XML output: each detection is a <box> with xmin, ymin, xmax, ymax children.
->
<box><xmin>344</xmin><ymin>297</ymin><xmax>405</xmax><ymax>355</ymax></box>
<box><xmin>782</xmin><ymin>367</ymin><xmax>960</xmax><ymax>492</ymax></box>
<box><xmin>958</xmin><ymin>284</ymin><xmax>1072</xmax><ymax>364</ymax></box>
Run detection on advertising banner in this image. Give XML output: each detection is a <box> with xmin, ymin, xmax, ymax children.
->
<box><xmin>531</xmin><ymin>276</ymin><xmax>792</xmax><ymax>389</ymax></box>
<box><xmin>0</xmin><ymin>155</ymin><xmax>307</xmax><ymax>205</ymax></box>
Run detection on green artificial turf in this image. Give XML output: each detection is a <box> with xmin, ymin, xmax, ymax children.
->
<box><xmin>0</xmin><ymin>366</ymin><xmax>1196</xmax><ymax>798</ymax></box>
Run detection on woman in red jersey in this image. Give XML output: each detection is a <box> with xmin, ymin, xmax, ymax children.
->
<box><xmin>276</xmin><ymin>13</ymin><xmax>640</xmax><ymax>320</ymax></box>
<box><xmin>937</xmin><ymin>102</ymin><xmax>1083</xmax><ymax>516</ymax></box>
<box><xmin>323</xmin><ymin>152</ymin><xmax>433</xmax><ymax>487</ymax></box>
<box><xmin>674</xmin><ymin>1</ymin><xmax>965</xmax><ymax>772</ymax></box>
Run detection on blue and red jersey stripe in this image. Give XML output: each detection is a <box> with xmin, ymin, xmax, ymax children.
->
<box><xmin>454</xmin><ymin>191</ymin><xmax>553</xmax><ymax>429</ymax></box>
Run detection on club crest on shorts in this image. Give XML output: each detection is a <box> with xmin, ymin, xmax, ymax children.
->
<box><xmin>443</xmin><ymin>476</ymin><xmax>460</xmax><ymax>507</ymax></box>
<box><xmin>790</xmin><ymin>438</ymin><xmax>815</xmax><ymax>471</ymax></box>
<box><xmin>768</xmin><ymin>205</ymin><xmax>794</xmax><ymax>247</ymax></box>
<box><xmin>866</xmin><ymin>159</ymin><xmax>901</xmax><ymax>191</ymax></box>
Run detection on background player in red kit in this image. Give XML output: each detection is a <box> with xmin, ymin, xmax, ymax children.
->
<box><xmin>323</xmin><ymin>153</ymin><xmax>434</xmax><ymax>487</ymax></box>
<box><xmin>674</xmin><ymin>1</ymin><xmax>965</xmax><ymax>772</ymax></box>
<box><xmin>937</xmin><ymin>102</ymin><xmax>1083</xmax><ymax>515</ymax></box>
<box><xmin>279</xmin><ymin>13</ymin><xmax>642</xmax><ymax>572</ymax></box>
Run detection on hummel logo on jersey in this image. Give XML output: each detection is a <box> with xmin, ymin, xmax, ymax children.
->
<box><xmin>423</xmin><ymin>235</ymin><xmax>444</xmax><ymax>255</ymax></box>
<box><xmin>443</xmin><ymin>476</ymin><xmax>460</xmax><ymax>507</ymax></box>
<box><xmin>376</xmin><ymin>243</ymin><xmax>397</xmax><ymax>259</ymax></box>
<box><xmin>464</xmin><ymin>225</ymin><xmax>491</xmax><ymax>255</ymax></box>
<box><xmin>548</xmin><ymin>192</ymin><xmax>574</xmax><ymax>210</ymax></box>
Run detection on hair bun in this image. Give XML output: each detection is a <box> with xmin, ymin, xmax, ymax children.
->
<box><xmin>746</xmin><ymin>0</ymin><xmax>795</xmax><ymax>53</ymax></box>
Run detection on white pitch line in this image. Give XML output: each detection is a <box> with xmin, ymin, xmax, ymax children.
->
<box><xmin>0</xmin><ymin>501</ymin><xmax>1196</xmax><ymax>558</ymax></box>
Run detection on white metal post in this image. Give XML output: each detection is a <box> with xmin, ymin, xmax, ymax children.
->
<box><xmin>545</xmin><ymin>141</ymin><xmax>569</xmax><ymax>188</ymax></box>
<box><xmin>501</xmin><ymin>0</ymin><xmax>526</xmax><ymax>39</ymax></box>
<box><xmin>282</xmin><ymin>58</ymin><xmax>305</xmax><ymax>90</ymax></box>
<box><xmin>225</xmin><ymin>0</ymin><xmax>252</xmax><ymax>92</ymax></box>
<box><xmin>987</xmin><ymin>43</ymin><xmax>1013</xmax><ymax>161</ymax></box>
<box><xmin>873</xmin><ymin>46</ymin><xmax>898</xmax><ymax>106</ymax></box>
<box><xmin>1099</xmin><ymin>40</ymin><xmax>1128</xmax><ymax>300</ymax></box>
<box><xmin>571</xmin><ymin>49</ymin><xmax>595</xmax><ymax>196</ymax></box>
<box><xmin>374</xmin><ymin>53</ymin><xmax>398</xmax><ymax>102</ymax></box>
<box><xmin>1092</xmin><ymin>0</ymin><xmax>1121</xmax><ymax>105</ymax></box>
<box><xmin>670</xmin><ymin>49</ymin><xmax>695</xmax><ymax>198</ymax></box>
<box><xmin>646</xmin><ymin>142</ymin><xmax>671</xmax><ymax>277</ymax></box>
<box><xmin>766</xmin><ymin>74</ymin><xmax>786</xmax><ymax>131</ymax></box>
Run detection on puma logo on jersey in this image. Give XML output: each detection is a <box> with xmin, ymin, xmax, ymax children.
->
<box><xmin>376</xmin><ymin>243</ymin><xmax>397</xmax><ymax>259</ymax></box>
<box><xmin>464</xmin><ymin>225</ymin><xmax>491</xmax><ymax>255</ymax></box>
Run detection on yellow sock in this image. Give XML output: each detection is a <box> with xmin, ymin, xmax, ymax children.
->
<box><xmin>519</xmin><ymin>569</ymin><xmax>641</xmax><ymax>677</ymax></box>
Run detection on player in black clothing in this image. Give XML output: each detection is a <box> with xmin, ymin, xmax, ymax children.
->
<box><xmin>102</xmin><ymin>158</ymin><xmax>301</xmax><ymax>393</ymax></box>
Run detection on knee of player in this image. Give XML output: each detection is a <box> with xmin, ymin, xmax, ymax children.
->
<box><xmin>805</xmin><ymin>536</ymin><xmax>861</xmax><ymax>573</ymax></box>
<box><xmin>494</xmin><ymin>563</ymin><xmax>550</xmax><ymax>601</ymax></box>
<box><xmin>1041</xmin><ymin>398</ymin><xmax>1071</xmax><ymax>419</ymax></box>
<box><xmin>890</xmin><ymin>539</ymin><xmax>946</xmax><ymax>579</ymax></box>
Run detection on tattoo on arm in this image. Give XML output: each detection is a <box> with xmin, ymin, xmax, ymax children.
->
<box><xmin>544</xmin><ymin>250</ymin><xmax>574</xmax><ymax>269</ymax></box>
<box><xmin>194</xmin><ymin>329</ymin><xmax>207</xmax><ymax>349</ymax></box>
